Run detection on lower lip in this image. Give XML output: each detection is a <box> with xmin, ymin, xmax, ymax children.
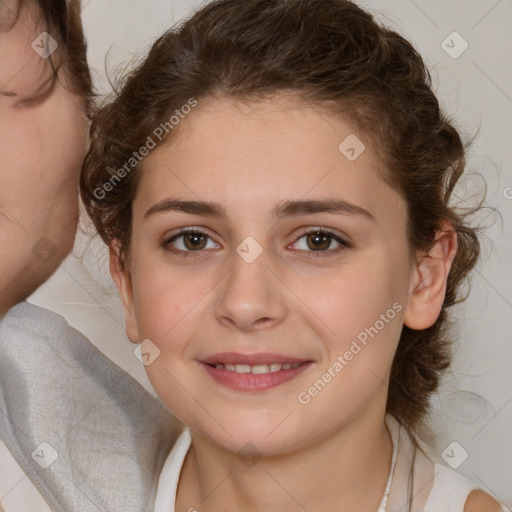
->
<box><xmin>200</xmin><ymin>361</ymin><xmax>313</xmax><ymax>391</ymax></box>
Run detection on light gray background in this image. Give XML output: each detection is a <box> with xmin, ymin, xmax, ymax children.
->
<box><xmin>29</xmin><ymin>0</ymin><xmax>512</xmax><ymax>504</ymax></box>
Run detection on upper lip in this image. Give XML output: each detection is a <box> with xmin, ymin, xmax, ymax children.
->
<box><xmin>201</xmin><ymin>352</ymin><xmax>311</xmax><ymax>365</ymax></box>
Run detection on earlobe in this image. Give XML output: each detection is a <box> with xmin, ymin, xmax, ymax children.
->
<box><xmin>403</xmin><ymin>222</ymin><xmax>458</xmax><ymax>330</ymax></box>
<box><xmin>109</xmin><ymin>242</ymin><xmax>140</xmax><ymax>343</ymax></box>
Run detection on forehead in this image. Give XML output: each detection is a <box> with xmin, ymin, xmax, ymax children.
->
<box><xmin>136</xmin><ymin>95</ymin><xmax>407</xmax><ymax>227</ymax></box>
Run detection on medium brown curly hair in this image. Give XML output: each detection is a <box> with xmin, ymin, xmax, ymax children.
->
<box><xmin>80</xmin><ymin>0</ymin><xmax>485</xmax><ymax>435</ymax></box>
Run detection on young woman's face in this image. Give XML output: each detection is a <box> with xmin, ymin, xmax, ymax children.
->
<box><xmin>118</xmin><ymin>95</ymin><xmax>417</xmax><ymax>455</ymax></box>
<box><xmin>0</xmin><ymin>2</ymin><xmax>89</xmax><ymax>315</ymax></box>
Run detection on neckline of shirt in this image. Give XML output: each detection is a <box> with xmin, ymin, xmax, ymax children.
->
<box><xmin>154</xmin><ymin>414</ymin><xmax>401</xmax><ymax>512</ymax></box>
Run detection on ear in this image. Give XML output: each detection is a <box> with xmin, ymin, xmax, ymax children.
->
<box><xmin>109</xmin><ymin>241</ymin><xmax>140</xmax><ymax>343</ymax></box>
<box><xmin>403</xmin><ymin>221</ymin><xmax>458</xmax><ymax>330</ymax></box>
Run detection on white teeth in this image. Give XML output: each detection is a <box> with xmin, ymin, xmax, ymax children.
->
<box><xmin>235</xmin><ymin>364</ymin><xmax>252</xmax><ymax>373</ymax></box>
<box><xmin>251</xmin><ymin>364</ymin><xmax>270</xmax><ymax>374</ymax></box>
<box><xmin>213</xmin><ymin>362</ymin><xmax>303</xmax><ymax>374</ymax></box>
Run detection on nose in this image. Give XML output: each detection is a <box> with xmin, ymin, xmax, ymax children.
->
<box><xmin>214</xmin><ymin>246</ymin><xmax>287</xmax><ymax>332</ymax></box>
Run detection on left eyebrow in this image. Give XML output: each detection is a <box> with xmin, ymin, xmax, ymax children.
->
<box><xmin>274</xmin><ymin>198</ymin><xmax>375</xmax><ymax>222</ymax></box>
<box><xmin>144</xmin><ymin>197</ymin><xmax>375</xmax><ymax>222</ymax></box>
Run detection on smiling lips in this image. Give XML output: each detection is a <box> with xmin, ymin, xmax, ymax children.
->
<box><xmin>200</xmin><ymin>352</ymin><xmax>313</xmax><ymax>391</ymax></box>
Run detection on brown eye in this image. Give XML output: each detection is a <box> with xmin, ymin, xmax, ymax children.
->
<box><xmin>305</xmin><ymin>231</ymin><xmax>332</xmax><ymax>251</ymax></box>
<box><xmin>291</xmin><ymin>228</ymin><xmax>351</xmax><ymax>257</ymax></box>
<box><xmin>182</xmin><ymin>232</ymin><xmax>208</xmax><ymax>250</ymax></box>
<box><xmin>164</xmin><ymin>229</ymin><xmax>220</xmax><ymax>257</ymax></box>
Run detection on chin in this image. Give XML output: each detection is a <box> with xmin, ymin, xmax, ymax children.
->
<box><xmin>193</xmin><ymin>412</ymin><xmax>307</xmax><ymax>457</ymax></box>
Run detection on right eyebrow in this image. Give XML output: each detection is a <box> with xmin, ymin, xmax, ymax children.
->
<box><xmin>144</xmin><ymin>199</ymin><xmax>227</xmax><ymax>220</ymax></box>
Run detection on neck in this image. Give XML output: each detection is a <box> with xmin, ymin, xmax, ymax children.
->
<box><xmin>176</xmin><ymin>408</ymin><xmax>394</xmax><ymax>512</ymax></box>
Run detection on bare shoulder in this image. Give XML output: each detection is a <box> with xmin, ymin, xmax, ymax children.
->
<box><xmin>464</xmin><ymin>489</ymin><xmax>505</xmax><ymax>512</ymax></box>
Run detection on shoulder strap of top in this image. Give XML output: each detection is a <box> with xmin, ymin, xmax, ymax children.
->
<box><xmin>424</xmin><ymin>464</ymin><xmax>510</xmax><ymax>512</ymax></box>
<box><xmin>383</xmin><ymin>416</ymin><xmax>510</xmax><ymax>512</ymax></box>
<box><xmin>423</xmin><ymin>464</ymin><xmax>478</xmax><ymax>512</ymax></box>
<box><xmin>384</xmin><ymin>414</ymin><xmax>435</xmax><ymax>512</ymax></box>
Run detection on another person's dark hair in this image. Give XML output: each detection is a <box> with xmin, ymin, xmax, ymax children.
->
<box><xmin>1</xmin><ymin>0</ymin><xmax>93</xmax><ymax>114</ymax></box>
<box><xmin>80</xmin><ymin>0</ymin><xmax>485</xmax><ymax>435</ymax></box>
<box><xmin>39</xmin><ymin>0</ymin><xmax>93</xmax><ymax>110</ymax></box>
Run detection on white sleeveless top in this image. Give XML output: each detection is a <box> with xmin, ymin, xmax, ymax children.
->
<box><xmin>154</xmin><ymin>414</ymin><xmax>510</xmax><ymax>512</ymax></box>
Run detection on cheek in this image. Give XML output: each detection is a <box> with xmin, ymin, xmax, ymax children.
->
<box><xmin>0</xmin><ymin>97</ymin><xmax>87</xmax><ymax>206</ymax></box>
<box><xmin>40</xmin><ymin>91</ymin><xmax>89</xmax><ymax>183</ymax></box>
<box><xmin>130</xmin><ymin>256</ymin><xmax>206</xmax><ymax>343</ymax></box>
<box><xmin>130</xmin><ymin>261</ymin><xmax>208</xmax><ymax>419</ymax></box>
<box><xmin>307</xmin><ymin>255</ymin><xmax>403</xmax><ymax>339</ymax></box>
<box><xmin>305</xmin><ymin>253</ymin><xmax>406</xmax><ymax>393</ymax></box>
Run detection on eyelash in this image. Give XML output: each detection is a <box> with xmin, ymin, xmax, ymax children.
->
<box><xmin>162</xmin><ymin>227</ymin><xmax>351</xmax><ymax>259</ymax></box>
